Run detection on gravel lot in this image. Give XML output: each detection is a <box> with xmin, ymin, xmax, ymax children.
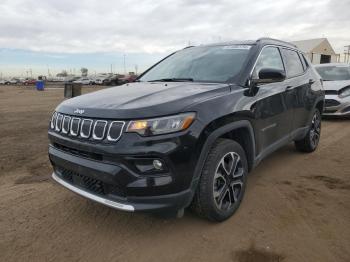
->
<box><xmin>0</xmin><ymin>85</ymin><xmax>349</xmax><ymax>262</ymax></box>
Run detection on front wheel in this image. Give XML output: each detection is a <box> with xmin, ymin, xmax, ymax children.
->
<box><xmin>191</xmin><ymin>139</ymin><xmax>248</xmax><ymax>222</ymax></box>
<box><xmin>295</xmin><ymin>109</ymin><xmax>321</xmax><ymax>152</ymax></box>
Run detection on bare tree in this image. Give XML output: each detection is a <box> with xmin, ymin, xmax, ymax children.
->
<box><xmin>81</xmin><ymin>68</ymin><xmax>88</xmax><ymax>77</ymax></box>
<box><xmin>56</xmin><ymin>70</ymin><xmax>68</xmax><ymax>77</ymax></box>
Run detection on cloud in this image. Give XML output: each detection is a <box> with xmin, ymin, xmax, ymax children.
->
<box><xmin>1</xmin><ymin>0</ymin><xmax>349</xmax><ymax>77</ymax></box>
<box><xmin>0</xmin><ymin>0</ymin><xmax>349</xmax><ymax>55</ymax></box>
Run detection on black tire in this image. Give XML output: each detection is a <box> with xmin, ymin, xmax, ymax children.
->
<box><xmin>295</xmin><ymin>109</ymin><xmax>321</xmax><ymax>152</ymax></box>
<box><xmin>191</xmin><ymin>138</ymin><xmax>248</xmax><ymax>222</ymax></box>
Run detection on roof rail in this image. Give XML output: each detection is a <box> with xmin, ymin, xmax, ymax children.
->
<box><xmin>256</xmin><ymin>37</ymin><xmax>297</xmax><ymax>48</ymax></box>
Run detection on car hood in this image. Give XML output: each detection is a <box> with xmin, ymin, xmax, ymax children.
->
<box><xmin>323</xmin><ymin>80</ymin><xmax>350</xmax><ymax>91</ymax></box>
<box><xmin>56</xmin><ymin>82</ymin><xmax>230</xmax><ymax>119</ymax></box>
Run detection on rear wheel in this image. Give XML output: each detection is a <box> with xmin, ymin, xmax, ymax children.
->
<box><xmin>295</xmin><ymin>109</ymin><xmax>321</xmax><ymax>152</ymax></box>
<box><xmin>191</xmin><ymin>139</ymin><xmax>248</xmax><ymax>222</ymax></box>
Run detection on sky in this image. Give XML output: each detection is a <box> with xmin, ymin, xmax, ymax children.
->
<box><xmin>0</xmin><ymin>0</ymin><xmax>349</xmax><ymax>77</ymax></box>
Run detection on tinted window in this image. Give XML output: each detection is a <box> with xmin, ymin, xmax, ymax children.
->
<box><xmin>282</xmin><ymin>49</ymin><xmax>304</xmax><ymax>77</ymax></box>
<box><xmin>299</xmin><ymin>54</ymin><xmax>308</xmax><ymax>71</ymax></box>
<box><xmin>301</xmin><ymin>54</ymin><xmax>310</xmax><ymax>69</ymax></box>
<box><xmin>139</xmin><ymin>45</ymin><xmax>251</xmax><ymax>83</ymax></box>
<box><xmin>253</xmin><ymin>47</ymin><xmax>284</xmax><ymax>78</ymax></box>
<box><xmin>315</xmin><ymin>66</ymin><xmax>350</xmax><ymax>81</ymax></box>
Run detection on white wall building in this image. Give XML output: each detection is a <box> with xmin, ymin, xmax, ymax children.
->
<box><xmin>292</xmin><ymin>38</ymin><xmax>340</xmax><ymax>64</ymax></box>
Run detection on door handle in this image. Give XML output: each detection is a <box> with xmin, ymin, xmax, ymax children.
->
<box><xmin>285</xmin><ymin>85</ymin><xmax>293</xmax><ymax>91</ymax></box>
<box><xmin>309</xmin><ymin>79</ymin><xmax>315</xmax><ymax>85</ymax></box>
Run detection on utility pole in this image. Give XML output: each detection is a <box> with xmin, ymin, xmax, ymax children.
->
<box><xmin>123</xmin><ymin>54</ymin><xmax>126</xmax><ymax>75</ymax></box>
<box><xmin>344</xmin><ymin>45</ymin><xmax>350</xmax><ymax>64</ymax></box>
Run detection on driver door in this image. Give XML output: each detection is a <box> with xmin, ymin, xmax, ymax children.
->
<box><xmin>251</xmin><ymin>46</ymin><xmax>294</xmax><ymax>155</ymax></box>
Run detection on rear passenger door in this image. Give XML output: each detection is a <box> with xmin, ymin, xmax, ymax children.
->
<box><xmin>281</xmin><ymin>49</ymin><xmax>312</xmax><ymax>131</ymax></box>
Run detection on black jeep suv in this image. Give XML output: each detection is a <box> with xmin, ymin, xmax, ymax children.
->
<box><xmin>49</xmin><ymin>38</ymin><xmax>324</xmax><ymax>221</ymax></box>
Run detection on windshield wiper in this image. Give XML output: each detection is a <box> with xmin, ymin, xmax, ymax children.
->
<box><xmin>148</xmin><ymin>78</ymin><xmax>194</xmax><ymax>82</ymax></box>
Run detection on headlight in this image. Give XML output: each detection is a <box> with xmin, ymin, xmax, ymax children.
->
<box><xmin>126</xmin><ymin>112</ymin><xmax>195</xmax><ymax>136</ymax></box>
<box><xmin>339</xmin><ymin>86</ymin><xmax>350</xmax><ymax>98</ymax></box>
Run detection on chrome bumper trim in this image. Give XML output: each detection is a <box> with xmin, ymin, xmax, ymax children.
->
<box><xmin>52</xmin><ymin>172</ymin><xmax>135</xmax><ymax>212</ymax></box>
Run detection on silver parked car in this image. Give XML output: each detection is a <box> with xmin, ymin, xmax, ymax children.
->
<box><xmin>314</xmin><ymin>63</ymin><xmax>350</xmax><ymax>117</ymax></box>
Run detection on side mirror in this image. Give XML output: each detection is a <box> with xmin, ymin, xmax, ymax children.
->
<box><xmin>253</xmin><ymin>68</ymin><xmax>286</xmax><ymax>84</ymax></box>
<box><xmin>246</xmin><ymin>68</ymin><xmax>286</xmax><ymax>96</ymax></box>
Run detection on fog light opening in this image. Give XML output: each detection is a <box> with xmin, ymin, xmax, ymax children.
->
<box><xmin>153</xmin><ymin>159</ymin><xmax>163</xmax><ymax>170</ymax></box>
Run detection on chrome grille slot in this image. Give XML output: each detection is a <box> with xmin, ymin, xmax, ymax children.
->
<box><xmin>80</xmin><ymin>119</ymin><xmax>93</xmax><ymax>138</ymax></box>
<box><xmin>50</xmin><ymin>112</ymin><xmax>57</xmax><ymax>129</ymax></box>
<box><xmin>62</xmin><ymin>116</ymin><xmax>71</xmax><ymax>134</ymax></box>
<box><xmin>70</xmin><ymin>118</ymin><xmax>81</xmax><ymax>136</ymax></box>
<box><xmin>107</xmin><ymin>121</ymin><xmax>125</xmax><ymax>141</ymax></box>
<box><xmin>55</xmin><ymin>114</ymin><xmax>63</xmax><ymax>131</ymax></box>
<box><xmin>93</xmin><ymin>120</ymin><xmax>108</xmax><ymax>140</ymax></box>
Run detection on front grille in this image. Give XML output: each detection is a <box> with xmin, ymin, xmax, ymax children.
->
<box><xmin>325</xmin><ymin>99</ymin><xmax>341</xmax><ymax>107</ymax></box>
<box><xmin>53</xmin><ymin>143</ymin><xmax>103</xmax><ymax>161</ymax></box>
<box><xmin>325</xmin><ymin>90</ymin><xmax>338</xmax><ymax>95</ymax></box>
<box><xmin>57</xmin><ymin>167</ymin><xmax>126</xmax><ymax>197</ymax></box>
<box><xmin>50</xmin><ymin>112</ymin><xmax>125</xmax><ymax>142</ymax></box>
<box><xmin>324</xmin><ymin>109</ymin><xmax>337</xmax><ymax>113</ymax></box>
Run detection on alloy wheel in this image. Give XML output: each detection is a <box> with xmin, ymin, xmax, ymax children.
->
<box><xmin>310</xmin><ymin>112</ymin><xmax>321</xmax><ymax>148</ymax></box>
<box><xmin>213</xmin><ymin>152</ymin><xmax>244</xmax><ymax>211</ymax></box>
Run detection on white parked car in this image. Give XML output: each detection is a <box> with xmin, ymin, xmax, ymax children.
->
<box><xmin>94</xmin><ymin>78</ymin><xmax>104</xmax><ymax>85</ymax></box>
<box><xmin>73</xmin><ymin>77</ymin><xmax>95</xmax><ymax>85</ymax></box>
<box><xmin>9</xmin><ymin>78</ymin><xmax>20</xmax><ymax>84</ymax></box>
<box><xmin>0</xmin><ymin>79</ymin><xmax>10</xmax><ymax>85</ymax></box>
<box><xmin>314</xmin><ymin>63</ymin><xmax>350</xmax><ymax>117</ymax></box>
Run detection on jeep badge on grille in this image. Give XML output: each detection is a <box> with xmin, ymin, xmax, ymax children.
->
<box><xmin>74</xmin><ymin>109</ymin><xmax>85</xmax><ymax>114</ymax></box>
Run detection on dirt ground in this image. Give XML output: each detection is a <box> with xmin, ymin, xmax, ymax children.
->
<box><xmin>0</xmin><ymin>85</ymin><xmax>349</xmax><ymax>262</ymax></box>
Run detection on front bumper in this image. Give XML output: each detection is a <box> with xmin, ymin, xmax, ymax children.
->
<box><xmin>323</xmin><ymin>95</ymin><xmax>350</xmax><ymax>116</ymax></box>
<box><xmin>52</xmin><ymin>171</ymin><xmax>193</xmax><ymax>212</ymax></box>
<box><xmin>52</xmin><ymin>172</ymin><xmax>135</xmax><ymax>211</ymax></box>
<box><xmin>48</xmin><ymin>123</ymin><xmax>202</xmax><ymax>212</ymax></box>
<box><xmin>49</xmin><ymin>145</ymin><xmax>194</xmax><ymax>212</ymax></box>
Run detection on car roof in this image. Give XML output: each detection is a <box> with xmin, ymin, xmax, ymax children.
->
<box><xmin>195</xmin><ymin>38</ymin><xmax>297</xmax><ymax>49</ymax></box>
<box><xmin>314</xmin><ymin>63</ymin><xmax>350</xmax><ymax>68</ymax></box>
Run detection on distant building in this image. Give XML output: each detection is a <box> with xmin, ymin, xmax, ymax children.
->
<box><xmin>292</xmin><ymin>38</ymin><xmax>340</xmax><ymax>64</ymax></box>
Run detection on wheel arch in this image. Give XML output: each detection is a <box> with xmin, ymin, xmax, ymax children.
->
<box><xmin>315</xmin><ymin>99</ymin><xmax>324</xmax><ymax>114</ymax></box>
<box><xmin>190</xmin><ymin>119</ymin><xmax>256</xmax><ymax>194</ymax></box>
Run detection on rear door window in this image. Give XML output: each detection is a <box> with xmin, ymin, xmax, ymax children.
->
<box><xmin>282</xmin><ymin>49</ymin><xmax>304</xmax><ymax>78</ymax></box>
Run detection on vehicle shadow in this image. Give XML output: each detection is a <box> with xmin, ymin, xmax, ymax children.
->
<box><xmin>322</xmin><ymin>115</ymin><xmax>350</xmax><ymax>121</ymax></box>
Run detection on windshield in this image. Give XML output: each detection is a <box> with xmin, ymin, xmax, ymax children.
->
<box><xmin>315</xmin><ymin>66</ymin><xmax>350</xmax><ymax>81</ymax></box>
<box><xmin>139</xmin><ymin>45</ymin><xmax>252</xmax><ymax>83</ymax></box>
